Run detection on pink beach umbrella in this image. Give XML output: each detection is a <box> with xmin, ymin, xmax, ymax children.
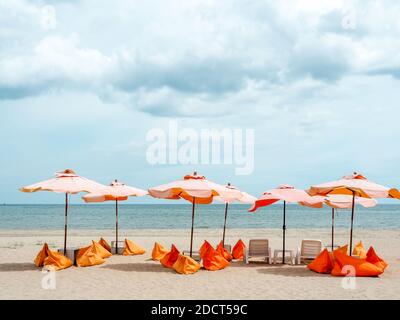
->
<box><xmin>82</xmin><ymin>180</ymin><xmax>147</xmax><ymax>253</ymax></box>
<box><xmin>314</xmin><ymin>194</ymin><xmax>377</xmax><ymax>251</ymax></box>
<box><xmin>308</xmin><ymin>172</ymin><xmax>390</xmax><ymax>252</ymax></box>
<box><xmin>249</xmin><ymin>185</ymin><xmax>324</xmax><ymax>264</ymax></box>
<box><xmin>215</xmin><ymin>183</ymin><xmax>257</xmax><ymax>246</ymax></box>
<box><xmin>19</xmin><ymin>169</ymin><xmax>106</xmax><ymax>254</ymax></box>
<box><xmin>148</xmin><ymin>172</ymin><xmax>242</xmax><ymax>257</ymax></box>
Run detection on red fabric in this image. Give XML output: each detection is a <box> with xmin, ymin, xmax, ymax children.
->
<box><xmin>202</xmin><ymin>245</ymin><xmax>230</xmax><ymax>271</ymax></box>
<box><xmin>232</xmin><ymin>239</ymin><xmax>246</xmax><ymax>260</ymax></box>
<box><xmin>308</xmin><ymin>249</ymin><xmax>333</xmax><ymax>274</ymax></box>
<box><xmin>366</xmin><ymin>247</ymin><xmax>388</xmax><ymax>271</ymax></box>
<box><xmin>216</xmin><ymin>241</ymin><xmax>233</xmax><ymax>262</ymax></box>
<box><xmin>199</xmin><ymin>240</ymin><xmax>213</xmax><ymax>259</ymax></box>
<box><xmin>160</xmin><ymin>244</ymin><xmax>180</xmax><ymax>268</ymax></box>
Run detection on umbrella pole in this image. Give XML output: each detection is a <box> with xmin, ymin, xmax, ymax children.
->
<box><xmin>350</xmin><ymin>192</ymin><xmax>356</xmax><ymax>254</ymax></box>
<box><xmin>282</xmin><ymin>201</ymin><xmax>286</xmax><ymax>265</ymax></box>
<box><xmin>222</xmin><ymin>203</ymin><xmax>229</xmax><ymax>247</ymax></box>
<box><xmin>115</xmin><ymin>199</ymin><xmax>119</xmax><ymax>254</ymax></box>
<box><xmin>190</xmin><ymin>197</ymin><xmax>196</xmax><ymax>257</ymax></box>
<box><xmin>332</xmin><ymin>208</ymin><xmax>335</xmax><ymax>251</ymax></box>
<box><xmin>64</xmin><ymin>193</ymin><xmax>68</xmax><ymax>255</ymax></box>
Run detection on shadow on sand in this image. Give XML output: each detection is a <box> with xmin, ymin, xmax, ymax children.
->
<box><xmin>0</xmin><ymin>263</ymin><xmax>37</xmax><ymax>272</ymax></box>
<box><xmin>100</xmin><ymin>262</ymin><xmax>174</xmax><ymax>273</ymax></box>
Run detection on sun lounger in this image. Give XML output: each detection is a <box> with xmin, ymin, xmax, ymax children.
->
<box><xmin>296</xmin><ymin>239</ymin><xmax>322</xmax><ymax>265</ymax></box>
<box><xmin>111</xmin><ymin>241</ymin><xmax>125</xmax><ymax>255</ymax></box>
<box><xmin>224</xmin><ymin>244</ymin><xmax>232</xmax><ymax>253</ymax></box>
<box><xmin>244</xmin><ymin>239</ymin><xmax>272</xmax><ymax>264</ymax></box>
<box><xmin>182</xmin><ymin>250</ymin><xmax>201</xmax><ymax>262</ymax></box>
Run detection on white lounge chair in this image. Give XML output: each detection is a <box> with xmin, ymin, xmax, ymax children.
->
<box><xmin>296</xmin><ymin>239</ymin><xmax>322</xmax><ymax>265</ymax></box>
<box><xmin>244</xmin><ymin>239</ymin><xmax>272</xmax><ymax>264</ymax></box>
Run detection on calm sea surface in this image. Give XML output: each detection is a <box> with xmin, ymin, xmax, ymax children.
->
<box><xmin>0</xmin><ymin>204</ymin><xmax>399</xmax><ymax>230</ymax></box>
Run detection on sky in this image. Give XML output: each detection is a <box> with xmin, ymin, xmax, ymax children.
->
<box><xmin>0</xmin><ymin>0</ymin><xmax>399</xmax><ymax>204</ymax></box>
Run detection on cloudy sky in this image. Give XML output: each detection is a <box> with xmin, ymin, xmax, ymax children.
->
<box><xmin>1</xmin><ymin>0</ymin><xmax>399</xmax><ymax>204</ymax></box>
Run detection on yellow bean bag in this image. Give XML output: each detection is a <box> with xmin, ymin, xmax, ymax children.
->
<box><xmin>353</xmin><ymin>241</ymin><xmax>367</xmax><ymax>259</ymax></box>
<box><xmin>99</xmin><ymin>238</ymin><xmax>112</xmax><ymax>253</ymax></box>
<box><xmin>34</xmin><ymin>243</ymin><xmax>73</xmax><ymax>271</ymax></box>
<box><xmin>172</xmin><ymin>254</ymin><xmax>201</xmax><ymax>275</ymax></box>
<box><xmin>123</xmin><ymin>239</ymin><xmax>146</xmax><ymax>256</ymax></box>
<box><xmin>76</xmin><ymin>242</ymin><xmax>106</xmax><ymax>267</ymax></box>
<box><xmin>151</xmin><ymin>242</ymin><xmax>168</xmax><ymax>261</ymax></box>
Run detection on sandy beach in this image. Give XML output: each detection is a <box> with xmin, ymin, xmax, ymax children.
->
<box><xmin>0</xmin><ymin>228</ymin><xmax>399</xmax><ymax>300</ymax></box>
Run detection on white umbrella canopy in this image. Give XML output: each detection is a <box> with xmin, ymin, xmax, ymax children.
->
<box><xmin>82</xmin><ymin>180</ymin><xmax>147</xmax><ymax>253</ymax></box>
<box><xmin>148</xmin><ymin>172</ymin><xmax>242</xmax><ymax>256</ymax></box>
<box><xmin>20</xmin><ymin>169</ymin><xmax>106</xmax><ymax>254</ymax></box>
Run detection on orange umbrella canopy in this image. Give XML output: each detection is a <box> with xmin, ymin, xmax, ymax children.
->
<box><xmin>389</xmin><ymin>188</ymin><xmax>400</xmax><ymax>199</ymax></box>
<box><xmin>82</xmin><ymin>180</ymin><xmax>147</xmax><ymax>202</ymax></box>
<box><xmin>20</xmin><ymin>169</ymin><xmax>105</xmax><ymax>194</ymax></box>
<box><xmin>148</xmin><ymin>172</ymin><xmax>242</xmax><ymax>203</ymax></box>
<box><xmin>308</xmin><ymin>172</ymin><xmax>389</xmax><ymax>199</ymax></box>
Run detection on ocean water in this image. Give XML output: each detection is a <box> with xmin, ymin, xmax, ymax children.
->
<box><xmin>0</xmin><ymin>204</ymin><xmax>399</xmax><ymax>230</ymax></box>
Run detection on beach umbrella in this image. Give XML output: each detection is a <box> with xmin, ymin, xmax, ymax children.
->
<box><xmin>148</xmin><ymin>172</ymin><xmax>242</xmax><ymax>257</ymax></box>
<box><xmin>249</xmin><ymin>185</ymin><xmax>324</xmax><ymax>264</ymax></box>
<box><xmin>314</xmin><ymin>195</ymin><xmax>377</xmax><ymax>251</ymax></box>
<box><xmin>82</xmin><ymin>180</ymin><xmax>147</xmax><ymax>253</ymax></box>
<box><xmin>308</xmin><ymin>172</ymin><xmax>390</xmax><ymax>253</ymax></box>
<box><xmin>19</xmin><ymin>169</ymin><xmax>106</xmax><ymax>254</ymax></box>
<box><xmin>215</xmin><ymin>183</ymin><xmax>257</xmax><ymax>247</ymax></box>
<box><xmin>389</xmin><ymin>188</ymin><xmax>400</xmax><ymax>199</ymax></box>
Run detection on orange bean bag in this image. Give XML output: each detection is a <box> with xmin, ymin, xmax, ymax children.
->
<box><xmin>160</xmin><ymin>244</ymin><xmax>180</xmax><ymax>268</ymax></box>
<box><xmin>199</xmin><ymin>240</ymin><xmax>213</xmax><ymax>259</ymax></box>
<box><xmin>76</xmin><ymin>241</ymin><xmax>108</xmax><ymax>267</ymax></box>
<box><xmin>34</xmin><ymin>243</ymin><xmax>73</xmax><ymax>271</ymax></box>
<box><xmin>98</xmin><ymin>238</ymin><xmax>112</xmax><ymax>253</ymax></box>
<box><xmin>202</xmin><ymin>245</ymin><xmax>230</xmax><ymax>271</ymax></box>
<box><xmin>216</xmin><ymin>241</ymin><xmax>233</xmax><ymax>262</ymax></box>
<box><xmin>172</xmin><ymin>254</ymin><xmax>201</xmax><ymax>275</ymax></box>
<box><xmin>232</xmin><ymin>239</ymin><xmax>246</xmax><ymax>260</ymax></box>
<box><xmin>366</xmin><ymin>247</ymin><xmax>388</xmax><ymax>271</ymax></box>
<box><xmin>123</xmin><ymin>239</ymin><xmax>146</xmax><ymax>256</ymax></box>
<box><xmin>152</xmin><ymin>242</ymin><xmax>169</xmax><ymax>261</ymax></box>
<box><xmin>353</xmin><ymin>241</ymin><xmax>367</xmax><ymax>259</ymax></box>
<box><xmin>331</xmin><ymin>250</ymin><xmax>384</xmax><ymax>277</ymax></box>
<box><xmin>308</xmin><ymin>249</ymin><xmax>333</xmax><ymax>274</ymax></box>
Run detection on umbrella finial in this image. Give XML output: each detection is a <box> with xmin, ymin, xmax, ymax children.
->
<box><xmin>193</xmin><ymin>171</ymin><xmax>197</xmax><ymax>176</ymax></box>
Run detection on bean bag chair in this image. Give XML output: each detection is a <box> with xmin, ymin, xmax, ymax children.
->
<box><xmin>199</xmin><ymin>240</ymin><xmax>213</xmax><ymax>259</ymax></box>
<box><xmin>123</xmin><ymin>239</ymin><xmax>146</xmax><ymax>256</ymax></box>
<box><xmin>172</xmin><ymin>254</ymin><xmax>201</xmax><ymax>275</ymax></box>
<box><xmin>34</xmin><ymin>243</ymin><xmax>73</xmax><ymax>271</ymax></box>
<box><xmin>202</xmin><ymin>245</ymin><xmax>230</xmax><ymax>271</ymax></box>
<box><xmin>76</xmin><ymin>242</ymin><xmax>106</xmax><ymax>267</ymax></box>
<box><xmin>91</xmin><ymin>241</ymin><xmax>112</xmax><ymax>259</ymax></box>
<box><xmin>366</xmin><ymin>247</ymin><xmax>388</xmax><ymax>271</ymax></box>
<box><xmin>216</xmin><ymin>241</ymin><xmax>233</xmax><ymax>262</ymax></box>
<box><xmin>308</xmin><ymin>249</ymin><xmax>333</xmax><ymax>274</ymax></box>
<box><xmin>160</xmin><ymin>244</ymin><xmax>180</xmax><ymax>268</ymax></box>
<box><xmin>152</xmin><ymin>242</ymin><xmax>169</xmax><ymax>261</ymax></box>
<box><xmin>331</xmin><ymin>250</ymin><xmax>384</xmax><ymax>277</ymax></box>
<box><xmin>99</xmin><ymin>238</ymin><xmax>112</xmax><ymax>253</ymax></box>
<box><xmin>232</xmin><ymin>239</ymin><xmax>246</xmax><ymax>260</ymax></box>
<box><xmin>353</xmin><ymin>241</ymin><xmax>367</xmax><ymax>259</ymax></box>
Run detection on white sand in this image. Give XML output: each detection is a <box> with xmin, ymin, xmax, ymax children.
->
<box><xmin>0</xmin><ymin>228</ymin><xmax>399</xmax><ymax>300</ymax></box>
